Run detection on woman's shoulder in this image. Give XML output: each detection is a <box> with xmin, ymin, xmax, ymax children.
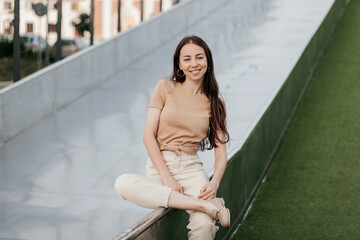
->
<box><xmin>156</xmin><ymin>79</ymin><xmax>176</xmax><ymax>94</ymax></box>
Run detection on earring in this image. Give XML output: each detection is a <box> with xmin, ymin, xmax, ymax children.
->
<box><xmin>207</xmin><ymin>66</ymin><xmax>211</xmax><ymax>71</ymax></box>
<box><xmin>177</xmin><ymin>69</ymin><xmax>185</xmax><ymax>77</ymax></box>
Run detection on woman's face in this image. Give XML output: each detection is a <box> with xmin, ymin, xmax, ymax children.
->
<box><xmin>178</xmin><ymin>43</ymin><xmax>208</xmax><ymax>82</ymax></box>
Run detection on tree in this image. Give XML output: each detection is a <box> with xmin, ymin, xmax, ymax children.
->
<box><xmin>72</xmin><ymin>13</ymin><xmax>90</xmax><ymax>36</ymax></box>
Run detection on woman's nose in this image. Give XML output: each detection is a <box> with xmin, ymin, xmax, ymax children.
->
<box><xmin>191</xmin><ymin>59</ymin><xmax>198</xmax><ymax>67</ymax></box>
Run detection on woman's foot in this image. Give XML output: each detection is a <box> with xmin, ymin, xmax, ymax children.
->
<box><xmin>207</xmin><ymin>198</ymin><xmax>231</xmax><ymax>227</ymax></box>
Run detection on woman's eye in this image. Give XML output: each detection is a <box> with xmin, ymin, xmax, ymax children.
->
<box><xmin>198</xmin><ymin>57</ymin><xmax>204</xmax><ymax>59</ymax></box>
<box><xmin>184</xmin><ymin>59</ymin><xmax>190</xmax><ymax>61</ymax></box>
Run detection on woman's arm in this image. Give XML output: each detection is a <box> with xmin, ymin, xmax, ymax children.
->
<box><xmin>143</xmin><ymin>107</ymin><xmax>184</xmax><ymax>194</ymax></box>
<box><xmin>198</xmin><ymin>130</ymin><xmax>228</xmax><ymax>200</ymax></box>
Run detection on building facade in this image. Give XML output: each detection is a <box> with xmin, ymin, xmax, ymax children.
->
<box><xmin>0</xmin><ymin>0</ymin><xmax>179</xmax><ymax>45</ymax></box>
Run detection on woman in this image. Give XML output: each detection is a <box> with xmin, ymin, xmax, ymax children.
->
<box><xmin>115</xmin><ymin>35</ymin><xmax>230</xmax><ymax>240</ymax></box>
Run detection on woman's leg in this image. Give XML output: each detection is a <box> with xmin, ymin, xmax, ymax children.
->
<box><xmin>114</xmin><ymin>154</ymin><xmax>208</xmax><ymax>210</ymax></box>
<box><xmin>167</xmin><ymin>191</ymin><xmax>218</xmax><ymax>240</ymax></box>
<box><xmin>114</xmin><ymin>173</ymin><xmax>216</xmax><ymax>213</ymax></box>
<box><xmin>187</xmin><ymin>211</ymin><xmax>217</xmax><ymax>240</ymax></box>
<box><xmin>167</xmin><ymin>190</ymin><xmax>215</xmax><ymax>214</ymax></box>
<box><xmin>115</xmin><ymin>153</ymin><xmax>225</xmax><ymax>240</ymax></box>
<box><xmin>114</xmin><ymin>173</ymin><xmax>172</xmax><ymax>209</ymax></box>
<box><xmin>171</xmin><ymin>154</ymin><xmax>219</xmax><ymax>240</ymax></box>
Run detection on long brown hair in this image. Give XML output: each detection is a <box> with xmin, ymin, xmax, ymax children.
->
<box><xmin>169</xmin><ymin>35</ymin><xmax>230</xmax><ymax>150</ymax></box>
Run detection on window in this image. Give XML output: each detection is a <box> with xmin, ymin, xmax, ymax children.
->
<box><xmin>5</xmin><ymin>25</ymin><xmax>12</xmax><ymax>35</ymax></box>
<box><xmin>49</xmin><ymin>24</ymin><xmax>56</xmax><ymax>33</ymax></box>
<box><xmin>71</xmin><ymin>2</ymin><xmax>78</xmax><ymax>10</ymax></box>
<box><xmin>4</xmin><ymin>1</ymin><xmax>12</xmax><ymax>9</ymax></box>
<box><xmin>4</xmin><ymin>21</ymin><xmax>11</xmax><ymax>35</ymax></box>
<box><xmin>26</xmin><ymin>23</ymin><xmax>33</xmax><ymax>33</ymax></box>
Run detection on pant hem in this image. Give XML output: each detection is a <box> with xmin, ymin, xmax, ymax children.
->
<box><xmin>163</xmin><ymin>188</ymin><xmax>173</xmax><ymax>208</ymax></box>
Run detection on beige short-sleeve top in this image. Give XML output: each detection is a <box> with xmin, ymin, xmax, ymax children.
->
<box><xmin>148</xmin><ymin>79</ymin><xmax>211</xmax><ymax>154</ymax></box>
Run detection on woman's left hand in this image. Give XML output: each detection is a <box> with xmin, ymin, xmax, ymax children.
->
<box><xmin>198</xmin><ymin>180</ymin><xmax>219</xmax><ymax>200</ymax></box>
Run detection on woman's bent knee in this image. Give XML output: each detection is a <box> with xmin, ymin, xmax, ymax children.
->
<box><xmin>114</xmin><ymin>174</ymin><xmax>136</xmax><ymax>199</ymax></box>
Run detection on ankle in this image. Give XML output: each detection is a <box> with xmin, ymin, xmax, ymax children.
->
<box><xmin>204</xmin><ymin>201</ymin><xmax>216</xmax><ymax>215</ymax></box>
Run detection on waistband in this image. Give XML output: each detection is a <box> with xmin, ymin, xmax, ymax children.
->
<box><xmin>160</xmin><ymin>144</ymin><xmax>198</xmax><ymax>155</ymax></box>
<box><xmin>160</xmin><ymin>151</ymin><xmax>201</xmax><ymax>164</ymax></box>
<box><xmin>161</xmin><ymin>150</ymin><xmax>198</xmax><ymax>158</ymax></box>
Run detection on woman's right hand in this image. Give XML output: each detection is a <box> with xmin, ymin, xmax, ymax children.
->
<box><xmin>162</xmin><ymin>175</ymin><xmax>184</xmax><ymax>194</ymax></box>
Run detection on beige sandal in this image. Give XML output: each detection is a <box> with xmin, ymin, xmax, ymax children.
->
<box><xmin>209</xmin><ymin>198</ymin><xmax>231</xmax><ymax>227</ymax></box>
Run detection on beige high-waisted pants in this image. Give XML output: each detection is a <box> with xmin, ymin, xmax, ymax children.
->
<box><xmin>114</xmin><ymin>151</ymin><xmax>218</xmax><ymax>240</ymax></box>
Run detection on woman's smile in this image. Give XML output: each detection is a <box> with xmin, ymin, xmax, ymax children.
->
<box><xmin>190</xmin><ymin>69</ymin><xmax>201</xmax><ymax>75</ymax></box>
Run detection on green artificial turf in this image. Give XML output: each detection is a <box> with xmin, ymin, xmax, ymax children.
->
<box><xmin>231</xmin><ymin>1</ymin><xmax>360</xmax><ymax>239</ymax></box>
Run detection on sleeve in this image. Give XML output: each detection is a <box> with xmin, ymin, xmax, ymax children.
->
<box><xmin>148</xmin><ymin>79</ymin><xmax>166</xmax><ymax>110</ymax></box>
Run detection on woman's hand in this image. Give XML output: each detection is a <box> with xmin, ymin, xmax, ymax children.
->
<box><xmin>198</xmin><ymin>180</ymin><xmax>219</xmax><ymax>200</ymax></box>
<box><xmin>162</xmin><ymin>175</ymin><xmax>184</xmax><ymax>194</ymax></box>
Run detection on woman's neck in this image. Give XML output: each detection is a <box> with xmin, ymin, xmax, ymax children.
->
<box><xmin>181</xmin><ymin>79</ymin><xmax>204</xmax><ymax>95</ymax></box>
